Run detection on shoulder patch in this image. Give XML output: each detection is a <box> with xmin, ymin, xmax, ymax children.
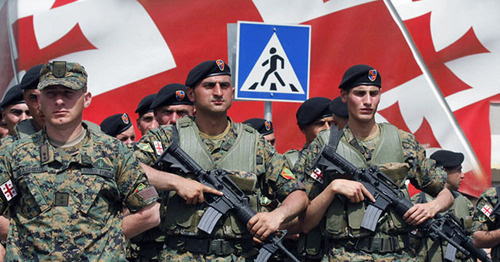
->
<box><xmin>481</xmin><ymin>204</ymin><xmax>493</xmax><ymax>217</ymax></box>
<box><xmin>309</xmin><ymin>167</ymin><xmax>324</xmax><ymax>184</ymax></box>
<box><xmin>281</xmin><ymin>167</ymin><xmax>296</xmax><ymax>180</ymax></box>
<box><xmin>137</xmin><ymin>142</ymin><xmax>154</xmax><ymax>153</ymax></box>
<box><xmin>153</xmin><ymin>141</ymin><xmax>164</xmax><ymax>156</ymax></box>
<box><xmin>1</xmin><ymin>180</ymin><xmax>17</xmax><ymax>201</ymax></box>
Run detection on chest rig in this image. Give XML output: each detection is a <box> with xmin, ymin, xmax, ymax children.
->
<box><xmin>161</xmin><ymin>117</ymin><xmax>264</xmax><ymax>238</ymax></box>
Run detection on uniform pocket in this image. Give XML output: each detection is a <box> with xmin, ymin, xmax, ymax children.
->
<box><xmin>15</xmin><ymin>175</ymin><xmax>50</xmax><ymax>221</ymax></box>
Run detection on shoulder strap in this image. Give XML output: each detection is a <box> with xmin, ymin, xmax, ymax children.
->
<box><xmin>327</xmin><ymin>127</ymin><xmax>344</xmax><ymax>151</ymax></box>
<box><xmin>171</xmin><ymin>125</ymin><xmax>180</xmax><ymax>147</ymax></box>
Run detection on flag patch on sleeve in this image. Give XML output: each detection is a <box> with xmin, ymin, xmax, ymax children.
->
<box><xmin>481</xmin><ymin>204</ymin><xmax>493</xmax><ymax>217</ymax></box>
<box><xmin>1</xmin><ymin>180</ymin><xmax>17</xmax><ymax>201</ymax></box>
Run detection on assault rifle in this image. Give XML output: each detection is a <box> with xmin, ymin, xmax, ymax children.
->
<box><xmin>155</xmin><ymin>142</ymin><xmax>300</xmax><ymax>262</ymax></box>
<box><xmin>314</xmin><ymin>143</ymin><xmax>491</xmax><ymax>262</ymax></box>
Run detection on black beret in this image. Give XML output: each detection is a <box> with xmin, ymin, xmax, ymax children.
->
<box><xmin>151</xmin><ymin>83</ymin><xmax>193</xmax><ymax>110</ymax></box>
<box><xmin>0</xmin><ymin>84</ymin><xmax>25</xmax><ymax>109</ymax></box>
<box><xmin>135</xmin><ymin>94</ymin><xmax>156</xmax><ymax>117</ymax></box>
<box><xmin>329</xmin><ymin>96</ymin><xmax>348</xmax><ymax>118</ymax></box>
<box><xmin>296</xmin><ymin>97</ymin><xmax>332</xmax><ymax>126</ymax></box>
<box><xmin>339</xmin><ymin>64</ymin><xmax>381</xmax><ymax>90</ymax></box>
<box><xmin>243</xmin><ymin>118</ymin><xmax>274</xmax><ymax>136</ymax></box>
<box><xmin>20</xmin><ymin>64</ymin><xmax>44</xmax><ymax>91</ymax></box>
<box><xmin>430</xmin><ymin>150</ymin><xmax>464</xmax><ymax>169</ymax></box>
<box><xmin>100</xmin><ymin>113</ymin><xmax>133</xmax><ymax>137</ymax></box>
<box><xmin>185</xmin><ymin>59</ymin><xmax>231</xmax><ymax>88</ymax></box>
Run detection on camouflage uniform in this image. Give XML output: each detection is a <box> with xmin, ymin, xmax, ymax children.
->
<box><xmin>473</xmin><ymin>186</ymin><xmax>500</xmax><ymax>261</ymax></box>
<box><xmin>135</xmin><ymin>117</ymin><xmax>304</xmax><ymax>261</ymax></box>
<box><xmin>0</xmin><ymin>123</ymin><xmax>158</xmax><ymax>261</ymax></box>
<box><xmin>294</xmin><ymin>124</ymin><xmax>447</xmax><ymax>261</ymax></box>
<box><xmin>410</xmin><ymin>191</ymin><xmax>474</xmax><ymax>261</ymax></box>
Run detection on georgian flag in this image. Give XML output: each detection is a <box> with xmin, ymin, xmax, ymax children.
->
<box><xmin>1</xmin><ymin>0</ymin><xmax>499</xmax><ymax>197</ymax></box>
<box><xmin>1</xmin><ymin>180</ymin><xmax>17</xmax><ymax>201</ymax></box>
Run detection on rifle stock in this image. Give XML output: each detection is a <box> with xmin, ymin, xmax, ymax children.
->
<box><xmin>314</xmin><ymin>144</ymin><xmax>491</xmax><ymax>262</ymax></box>
<box><xmin>155</xmin><ymin>142</ymin><xmax>300</xmax><ymax>262</ymax></box>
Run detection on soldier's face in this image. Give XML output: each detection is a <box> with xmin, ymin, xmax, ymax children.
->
<box><xmin>342</xmin><ymin>85</ymin><xmax>380</xmax><ymax>124</ymax></box>
<box><xmin>39</xmin><ymin>85</ymin><xmax>91</xmax><ymax>128</ymax></box>
<box><xmin>446</xmin><ymin>165</ymin><xmax>464</xmax><ymax>191</ymax></box>
<box><xmin>137</xmin><ymin>112</ymin><xmax>158</xmax><ymax>135</ymax></box>
<box><xmin>301</xmin><ymin>116</ymin><xmax>335</xmax><ymax>145</ymax></box>
<box><xmin>116</xmin><ymin>125</ymin><xmax>136</xmax><ymax>147</ymax></box>
<box><xmin>263</xmin><ymin>133</ymin><xmax>275</xmax><ymax>146</ymax></box>
<box><xmin>23</xmin><ymin>89</ymin><xmax>45</xmax><ymax>128</ymax></box>
<box><xmin>2</xmin><ymin>103</ymin><xmax>31</xmax><ymax>135</ymax></box>
<box><xmin>154</xmin><ymin>104</ymin><xmax>193</xmax><ymax>126</ymax></box>
<box><xmin>187</xmin><ymin>75</ymin><xmax>234</xmax><ymax>116</ymax></box>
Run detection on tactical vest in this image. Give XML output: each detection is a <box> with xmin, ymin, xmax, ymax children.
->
<box><xmin>323</xmin><ymin>123</ymin><xmax>410</xmax><ymax>239</ymax></box>
<box><xmin>162</xmin><ymin>117</ymin><xmax>262</xmax><ymax>239</ymax></box>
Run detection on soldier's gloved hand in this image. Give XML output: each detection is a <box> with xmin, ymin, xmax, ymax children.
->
<box><xmin>329</xmin><ymin>179</ymin><xmax>375</xmax><ymax>203</ymax></box>
<box><xmin>247</xmin><ymin>211</ymin><xmax>283</xmax><ymax>241</ymax></box>
<box><xmin>176</xmin><ymin>178</ymin><xmax>223</xmax><ymax>205</ymax></box>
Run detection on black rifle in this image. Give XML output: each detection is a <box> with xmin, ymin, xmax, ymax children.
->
<box><xmin>314</xmin><ymin>143</ymin><xmax>491</xmax><ymax>262</ymax></box>
<box><xmin>155</xmin><ymin>142</ymin><xmax>300</xmax><ymax>262</ymax></box>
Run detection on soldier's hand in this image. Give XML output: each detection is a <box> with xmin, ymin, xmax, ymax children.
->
<box><xmin>329</xmin><ymin>179</ymin><xmax>375</xmax><ymax>203</ymax></box>
<box><xmin>176</xmin><ymin>178</ymin><xmax>222</xmax><ymax>205</ymax></box>
<box><xmin>247</xmin><ymin>212</ymin><xmax>282</xmax><ymax>241</ymax></box>
<box><xmin>403</xmin><ymin>203</ymin><xmax>437</xmax><ymax>226</ymax></box>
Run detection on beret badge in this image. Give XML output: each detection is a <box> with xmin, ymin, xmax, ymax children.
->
<box><xmin>175</xmin><ymin>90</ymin><xmax>185</xmax><ymax>101</ymax></box>
<box><xmin>216</xmin><ymin>59</ymin><xmax>225</xmax><ymax>71</ymax></box>
<box><xmin>264</xmin><ymin>121</ymin><xmax>271</xmax><ymax>131</ymax></box>
<box><xmin>121</xmin><ymin>113</ymin><xmax>130</xmax><ymax>124</ymax></box>
<box><xmin>368</xmin><ymin>69</ymin><xmax>378</xmax><ymax>82</ymax></box>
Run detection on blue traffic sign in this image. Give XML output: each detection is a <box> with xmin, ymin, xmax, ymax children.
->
<box><xmin>235</xmin><ymin>21</ymin><xmax>311</xmax><ymax>102</ymax></box>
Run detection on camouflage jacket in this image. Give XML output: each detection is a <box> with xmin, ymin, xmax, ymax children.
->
<box><xmin>0</xmin><ymin>124</ymin><xmax>158</xmax><ymax>261</ymax></box>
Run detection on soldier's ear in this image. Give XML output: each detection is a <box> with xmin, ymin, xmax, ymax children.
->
<box><xmin>83</xmin><ymin>92</ymin><xmax>92</xmax><ymax>108</ymax></box>
<box><xmin>186</xmin><ymin>87</ymin><xmax>195</xmax><ymax>102</ymax></box>
<box><xmin>340</xmin><ymin>89</ymin><xmax>348</xmax><ymax>103</ymax></box>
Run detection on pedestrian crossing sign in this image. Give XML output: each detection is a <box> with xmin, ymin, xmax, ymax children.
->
<box><xmin>235</xmin><ymin>21</ymin><xmax>311</xmax><ymax>102</ymax></box>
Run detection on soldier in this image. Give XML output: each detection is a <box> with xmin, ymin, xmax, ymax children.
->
<box><xmin>295</xmin><ymin>64</ymin><xmax>453</xmax><ymax>261</ymax></box>
<box><xmin>473</xmin><ymin>186</ymin><xmax>500</xmax><ymax>260</ymax></box>
<box><xmin>134</xmin><ymin>59</ymin><xmax>308</xmax><ymax>261</ymax></box>
<box><xmin>411</xmin><ymin>150</ymin><xmax>474</xmax><ymax>261</ymax></box>
<box><xmin>0</xmin><ymin>84</ymin><xmax>30</xmax><ymax>136</ymax></box>
<box><xmin>18</xmin><ymin>64</ymin><xmax>45</xmax><ymax>133</ymax></box>
<box><xmin>243</xmin><ymin>118</ymin><xmax>275</xmax><ymax>146</ymax></box>
<box><xmin>129</xmin><ymin>84</ymin><xmax>195</xmax><ymax>261</ymax></box>
<box><xmin>100</xmin><ymin>113</ymin><xmax>136</xmax><ymax>147</ymax></box>
<box><xmin>282</xmin><ymin>98</ymin><xmax>347</xmax><ymax>261</ymax></box>
<box><xmin>135</xmin><ymin>94</ymin><xmax>159</xmax><ymax>136</ymax></box>
<box><xmin>151</xmin><ymin>83</ymin><xmax>194</xmax><ymax>126</ymax></box>
<box><xmin>0</xmin><ymin>61</ymin><xmax>160</xmax><ymax>261</ymax></box>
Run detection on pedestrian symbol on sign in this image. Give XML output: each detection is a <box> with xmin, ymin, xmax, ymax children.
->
<box><xmin>240</xmin><ymin>32</ymin><xmax>305</xmax><ymax>94</ymax></box>
<box><xmin>261</xmin><ymin>48</ymin><xmax>284</xmax><ymax>88</ymax></box>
